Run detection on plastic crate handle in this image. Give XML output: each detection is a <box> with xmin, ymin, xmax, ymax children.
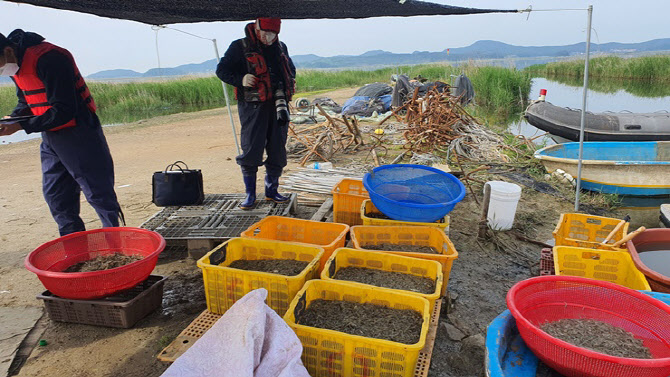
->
<box><xmin>328</xmin><ymin>258</ymin><xmax>337</xmax><ymax>278</ymax></box>
<box><xmin>210</xmin><ymin>245</ymin><xmax>228</xmax><ymax>266</ymax></box>
<box><xmin>294</xmin><ymin>293</ymin><xmax>306</xmax><ymax>321</ymax></box>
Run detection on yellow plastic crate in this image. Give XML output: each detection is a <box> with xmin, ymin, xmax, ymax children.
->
<box><xmin>361</xmin><ymin>199</ymin><xmax>450</xmax><ymax>235</ymax></box>
<box><xmin>553</xmin><ymin>213</ymin><xmax>629</xmax><ymax>250</ymax></box>
<box><xmin>284</xmin><ymin>279</ymin><xmax>430</xmax><ymax>377</ymax></box>
<box><xmin>197</xmin><ymin>238</ymin><xmax>324</xmax><ymax>315</ymax></box>
<box><xmin>240</xmin><ymin>216</ymin><xmax>349</xmax><ymax>272</ymax></box>
<box><xmin>350</xmin><ymin>225</ymin><xmax>458</xmax><ymax>296</ymax></box>
<box><xmin>321</xmin><ymin>248</ymin><xmax>443</xmax><ymax>308</ymax></box>
<box><xmin>332</xmin><ymin>179</ymin><xmax>369</xmax><ymax>226</ymax></box>
<box><xmin>553</xmin><ymin>246</ymin><xmax>651</xmax><ymax>291</ymax></box>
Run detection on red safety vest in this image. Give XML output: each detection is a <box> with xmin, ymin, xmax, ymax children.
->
<box><xmin>12</xmin><ymin>42</ymin><xmax>96</xmax><ymax>131</ymax></box>
<box><xmin>235</xmin><ymin>23</ymin><xmax>295</xmax><ymax>103</ymax></box>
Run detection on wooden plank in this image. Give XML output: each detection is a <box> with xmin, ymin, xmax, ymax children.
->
<box><xmin>310</xmin><ymin>198</ymin><xmax>333</xmax><ymax>222</ymax></box>
<box><xmin>414</xmin><ymin>299</ymin><xmax>442</xmax><ymax>377</ymax></box>
<box><xmin>157</xmin><ymin>310</ymin><xmax>223</xmax><ymax>362</ymax></box>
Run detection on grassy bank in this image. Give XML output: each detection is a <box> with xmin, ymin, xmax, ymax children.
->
<box><xmin>526</xmin><ymin>55</ymin><xmax>670</xmax><ymax>82</ymax></box>
<box><xmin>297</xmin><ymin>64</ymin><xmax>530</xmax><ymax>115</ymax></box>
<box><xmin>0</xmin><ymin>63</ymin><xmax>531</xmax><ymax>124</ymax></box>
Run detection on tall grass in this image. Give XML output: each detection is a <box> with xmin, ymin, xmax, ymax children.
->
<box><xmin>526</xmin><ymin>55</ymin><xmax>670</xmax><ymax>82</ymax></box>
<box><xmin>0</xmin><ymin>85</ymin><xmax>16</xmax><ymax>117</ymax></box>
<box><xmin>468</xmin><ymin>66</ymin><xmax>531</xmax><ymax>114</ymax></box>
<box><xmin>0</xmin><ymin>63</ymin><xmax>532</xmax><ymax>124</ymax></box>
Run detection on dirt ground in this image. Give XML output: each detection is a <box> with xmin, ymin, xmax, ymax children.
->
<box><xmin>0</xmin><ymin>86</ymin><xmax>579</xmax><ymax>377</ymax></box>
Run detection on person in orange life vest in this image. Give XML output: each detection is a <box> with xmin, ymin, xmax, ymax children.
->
<box><xmin>216</xmin><ymin>18</ymin><xmax>296</xmax><ymax>210</ymax></box>
<box><xmin>0</xmin><ymin>30</ymin><xmax>123</xmax><ymax>236</ymax></box>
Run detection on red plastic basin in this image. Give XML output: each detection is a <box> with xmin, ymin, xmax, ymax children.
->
<box><xmin>507</xmin><ymin>276</ymin><xmax>670</xmax><ymax>377</ymax></box>
<box><xmin>25</xmin><ymin>227</ymin><xmax>165</xmax><ymax>299</ymax></box>
<box><xmin>627</xmin><ymin>228</ymin><xmax>670</xmax><ymax>293</ymax></box>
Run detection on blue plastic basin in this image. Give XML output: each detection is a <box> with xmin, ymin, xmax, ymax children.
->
<box><xmin>362</xmin><ymin>164</ymin><xmax>466</xmax><ymax>223</ymax></box>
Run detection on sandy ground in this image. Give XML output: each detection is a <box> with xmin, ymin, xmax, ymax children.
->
<box><xmin>0</xmin><ymin>86</ymin><xmax>577</xmax><ymax>377</ymax></box>
<box><xmin>0</xmin><ymin>88</ymin><xmax>356</xmax><ymax>377</ymax></box>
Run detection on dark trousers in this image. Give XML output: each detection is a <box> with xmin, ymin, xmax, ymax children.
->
<box><xmin>41</xmin><ymin>123</ymin><xmax>121</xmax><ymax>236</ymax></box>
<box><xmin>236</xmin><ymin>101</ymin><xmax>288</xmax><ymax>177</ymax></box>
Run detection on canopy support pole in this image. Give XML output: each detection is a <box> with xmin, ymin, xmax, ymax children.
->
<box><xmin>212</xmin><ymin>39</ymin><xmax>241</xmax><ymax>155</ymax></box>
<box><xmin>574</xmin><ymin>4</ymin><xmax>593</xmax><ymax>212</ymax></box>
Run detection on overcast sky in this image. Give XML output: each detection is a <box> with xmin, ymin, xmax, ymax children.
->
<box><xmin>1</xmin><ymin>0</ymin><xmax>668</xmax><ymax>76</ymax></box>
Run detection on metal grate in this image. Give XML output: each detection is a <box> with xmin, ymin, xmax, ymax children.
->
<box><xmin>141</xmin><ymin>193</ymin><xmax>296</xmax><ymax>241</ymax></box>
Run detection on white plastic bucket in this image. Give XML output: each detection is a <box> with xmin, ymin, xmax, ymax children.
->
<box><xmin>485</xmin><ymin>181</ymin><xmax>522</xmax><ymax>231</ymax></box>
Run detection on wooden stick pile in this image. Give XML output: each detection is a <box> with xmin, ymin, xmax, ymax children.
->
<box><xmin>399</xmin><ymin>87</ymin><xmax>480</xmax><ymax>153</ymax></box>
<box><xmin>288</xmin><ymin>104</ymin><xmax>365</xmax><ymax>166</ymax></box>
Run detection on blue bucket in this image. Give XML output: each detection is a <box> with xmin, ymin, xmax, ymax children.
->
<box><xmin>363</xmin><ymin>164</ymin><xmax>466</xmax><ymax>223</ymax></box>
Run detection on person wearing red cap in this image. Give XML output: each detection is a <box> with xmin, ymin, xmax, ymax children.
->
<box><xmin>216</xmin><ymin>18</ymin><xmax>296</xmax><ymax>210</ymax></box>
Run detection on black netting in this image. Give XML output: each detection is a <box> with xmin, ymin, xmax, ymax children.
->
<box><xmin>8</xmin><ymin>0</ymin><xmax>517</xmax><ymax>25</ymax></box>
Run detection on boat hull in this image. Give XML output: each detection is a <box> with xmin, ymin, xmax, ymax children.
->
<box><xmin>535</xmin><ymin>142</ymin><xmax>670</xmax><ymax>196</ymax></box>
<box><xmin>662</xmin><ymin>204</ymin><xmax>670</xmax><ymax>228</ymax></box>
<box><xmin>525</xmin><ymin>101</ymin><xmax>670</xmax><ymax>142</ymax></box>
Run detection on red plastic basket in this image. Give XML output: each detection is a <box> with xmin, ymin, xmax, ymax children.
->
<box><xmin>506</xmin><ymin>276</ymin><xmax>670</xmax><ymax>377</ymax></box>
<box><xmin>25</xmin><ymin>228</ymin><xmax>166</xmax><ymax>300</ymax></box>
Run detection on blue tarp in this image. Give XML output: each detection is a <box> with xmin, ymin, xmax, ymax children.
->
<box><xmin>341</xmin><ymin>95</ymin><xmax>392</xmax><ymax>117</ymax></box>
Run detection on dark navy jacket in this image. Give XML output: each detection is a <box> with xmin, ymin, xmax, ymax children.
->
<box><xmin>8</xmin><ymin>29</ymin><xmax>100</xmax><ymax>133</ymax></box>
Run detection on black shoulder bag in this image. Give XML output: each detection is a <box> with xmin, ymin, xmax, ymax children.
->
<box><xmin>152</xmin><ymin>161</ymin><xmax>204</xmax><ymax>206</ymax></box>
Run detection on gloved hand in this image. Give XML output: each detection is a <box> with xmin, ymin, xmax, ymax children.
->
<box><xmin>0</xmin><ymin>122</ymin><xmax>21</xmax><ymax>136</ymax></box>
<box><xmin>242</xmin><ymin>74</ymin><xmax>258</xmax><ymax>88</ymax></box>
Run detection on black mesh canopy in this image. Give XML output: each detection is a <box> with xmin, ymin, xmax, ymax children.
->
<box><xmin>7</xmin><ymin>0</ymin><xmax>517</xmax><ymax>25</ymax></box>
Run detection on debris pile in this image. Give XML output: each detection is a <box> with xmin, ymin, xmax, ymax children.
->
<box><xmin>391</xmin><ymin>86</ymin><xmax>509</xmax><ymax>162</ymax></box>
<box><xmin>287</xmin><ymin>104</ymin><xmax>365</xmax><ymax>165</ymax></box>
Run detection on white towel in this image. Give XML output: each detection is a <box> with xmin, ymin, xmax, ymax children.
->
<box><xmin>162</xmin><ymin>289</ymin><xmax>309</xmax><ymax>377</ymax></box>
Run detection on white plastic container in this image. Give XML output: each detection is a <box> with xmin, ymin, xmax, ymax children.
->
<box><xmin>485</xmin><ymin>181</ymin><xmax>522</xmax><ymax>231</ymax></box>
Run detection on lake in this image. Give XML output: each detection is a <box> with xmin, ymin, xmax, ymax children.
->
<box><xmin>508</xmin><ymin>77</ymin><xmax>670</xmax><ymax>145</ymax></box>
<box><xmin>511</xmin><ymin>77</ymin><xmax>670</xmax><ymax>228</ymax></box>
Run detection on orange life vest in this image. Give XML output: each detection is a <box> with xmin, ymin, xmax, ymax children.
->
<box><xmin>12</xmin><ymin>42</ymin><xmax>96</xmax><ymax>131</ymax></box>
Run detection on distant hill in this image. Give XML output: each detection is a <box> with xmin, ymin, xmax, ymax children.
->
<box><xmin>88</xmin><ymin>69</ymin><xmax>143</xmax><ymax>79</ymax></box>
<box><xmin>48</xmin><ymin>37</ymin><xmax>670</xmax><ymax>80</ymax></box>
<box><xmin>290</xmin><ymin>39</ymin><xmax>670</xmax><ymax>69</ymax></box>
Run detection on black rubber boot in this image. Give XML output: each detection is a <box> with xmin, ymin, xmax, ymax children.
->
<box><xmin>264</xmin><ymin>175</ymin><xmax>289</xmax><ymax>203</ymax></box>
<box><xmin>240</xmin><ymin>174</ymin><xmax>257</xmax><ymax>210</ymax></box>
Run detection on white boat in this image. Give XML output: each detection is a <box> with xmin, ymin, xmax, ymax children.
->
<box><xmin>534</xmin><ymin>141</ymin><xmax>670</xmax><ymax>196</ymax></box>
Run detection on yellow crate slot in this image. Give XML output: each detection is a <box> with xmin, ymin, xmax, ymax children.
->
<box><xmin>360</xmin><ymin>200</ymin><xmax>450</xmax><ymax>235</ymax></box>
<box><xmin>197</xmin><ymin>237</ymin><xmax>324</xmax><ymax>315</ymax></box>
<box><xmin>240</xmin><ymin>216</ymin><xmax>349</xmax><ymax>273</ymax></box>
<box><xmin>285</xmin><ymin>280</ymin><xmax>431</xmax><ymax>377</ymax></box>
<box><xmin>553</xmin><ymin>246</ymin><xmax>651</xmax><ymax>291</ymax></box>
<box><xmin>553</xmin><ymin>213</ymin><xmax>629</xmax><ymax>250</ymax></box>
<box><xmin>332</xmin><ymin>179</ymin><xmax>370</xmax><ymax>226</ymax></box>
<box><xmin>350</xmin><ymin>225</ymin><xmax>458</xmax><ymax>295</ymax></box>
<box><xmin>321</xmin><ymin>248</ymin><xmax>443</xmax><ymax>308</ymax></box>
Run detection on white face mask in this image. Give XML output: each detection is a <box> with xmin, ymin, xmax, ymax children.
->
<box><xmin>0</xmin><ymin>62</ymin><xmax>19</xmax><ymax>77</ymax></box>
<box><xmin>259</xmin><ymin>31</ymin><xmax>277</xmax><ymax>45</ymax></box>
